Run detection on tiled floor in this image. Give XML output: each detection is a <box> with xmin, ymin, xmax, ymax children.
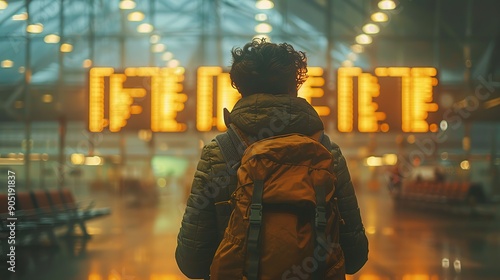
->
<box><xmin>2</xmin><ymin>183</ymin><xmax>500</xmax><ymax>280</ymax></box>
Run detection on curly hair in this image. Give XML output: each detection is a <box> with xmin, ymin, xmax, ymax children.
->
<box><xmin>229</xmin><ymin>38</ymin><xmax>308</xmax><ymax>97</ymax></box>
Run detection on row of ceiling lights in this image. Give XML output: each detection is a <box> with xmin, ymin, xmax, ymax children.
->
<box><xmin>343</xmin><ymin>0</ymin><xmax>397</xmax><ymax>67</ymax></box>
<box><xmin>1</xmin><ymin>0</ymin><xmax>396</xmax><ymax>70</ymax></box>
<box><xmin>250</xmin><ymin>0</ymin><xmax>396</xmax><ymax>66</ymax></box>
<box><xmin>1</xmin><ymin>2</ymin><xmax>77</xmax><ymax>71</ymax></box>
<box><xmin>253</xmin><ymin>0</ymin><xmax>274</xmax><ymax>41</ymax></box>
<box><xmin>118</xmin><ymin>0</ymin><xmax>180</xmax><ymax>68</ymax></box>
<box><xmin>0</xmin><ymin>0</ymin><xmax>180</xmax><ymax>70</ymax></box>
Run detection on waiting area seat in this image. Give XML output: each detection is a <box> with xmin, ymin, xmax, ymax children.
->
<box><xmin>394</xmin><ymin>180</ymin><xmax>486</xmax><ymax>206</ymax></box>
<box><xmin>0</xmin><ymin>188</ymin><xmax>111</xmax><ymax>247</ymax></box>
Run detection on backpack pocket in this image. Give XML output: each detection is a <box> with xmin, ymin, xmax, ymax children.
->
<box><xmin>210</xmin><ymin>229</ymin><xmax>246</xmax><ymax>279</ymax></box>
<box><xmin>325</xmin><ymin>254</ymin><xmax>346</xmax><ymax>280</ymax></box>
<box><xmin>210</xmin><ymin>200</ymin><xmax>249</xmax><ymax>280</ymax></box>
<box><xmin>214</xmin><ymin>200</ymin><xmax>233</xmax><ymax>240</ymax></box>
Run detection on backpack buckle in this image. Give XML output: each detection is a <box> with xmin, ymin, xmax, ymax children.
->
<box><xmin>315</xmin><ymin>206</ymin><xmax>327</xmax><ymax>229</ymax></box>
<box><xmin>249</xmin><ymin>204</ymin><xmax>262</xmax><ymax>224</ymax></box>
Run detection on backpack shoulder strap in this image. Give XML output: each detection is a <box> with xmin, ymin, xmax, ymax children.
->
<box><xmin>247</xmin><ymin>179</ymin><xmax>264</xmax><ymax>280</ymax></box>
<box><xmin>319</xmin><ymin>131</ymin><xmax>333</xmax><ymax>151</ymax></box>
<box><xmin>315</xmin><ymin>131</ymin><xmax>333</xmax><ymax>279</ymax></box>
<box><xmin>314</xmin><ymin>184</ymin><xmax>327</xmax><ymax>280</ymax></box>
<box><xmin>214</xmin><ymin>125</ymin><xmax>248</xmax><ymax>173</ymax></box>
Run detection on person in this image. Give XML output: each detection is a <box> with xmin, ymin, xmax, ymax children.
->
<box><xmin>388</xmin><ymin>165</ymin><xmax>403</xmax><ymax>194</ymax></box>
<box><xmin>434</xmin><ymin>167</ymin><xmax>446</xmax><ymax>183</ymax></box>
<box><xmin>176</xmin><ymin>38</ymin><xmax>368</xmax><ymax>279</ymax></box>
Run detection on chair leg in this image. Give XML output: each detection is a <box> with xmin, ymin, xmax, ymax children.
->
<box><xmin>46</xmin><ymin>228</ymin><xmax>60</xmax><ymax>248</ymax></box>
<box><xmin>65</xmin><ymin>221</ymin><xmax>76</xmax><ymax>237</ymax></box>
<box><xmin>78</xmin><ymin>219</ymin><xmax>91</xmax><ymax>239</ymax></box>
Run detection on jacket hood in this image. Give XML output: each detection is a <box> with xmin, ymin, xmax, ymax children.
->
<box><xmin>229</xmin><ymin>93</ymin><xmax>324</xmax><ymax>138</ymax></box>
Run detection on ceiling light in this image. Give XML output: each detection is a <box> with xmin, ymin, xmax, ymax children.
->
<box><xmin>119</xmin><ymin>0</ymin><xmax>136</xmax><ymax>10</ymax></box>
<box><xmin>342</xmin><ymin>60</ymin><xmax>353</xmax><ymax>67</ymax></box>
<box><xmin>44</xmin><ymin>34</ymin><xmax>60</xmax><ymax>43</ymax></box>
<box><xmin>362</xmin><ymin>23</ymin><xmax>380</xmax><ymax>34</ymax></box>
<box><xmin>12</xmin><ymin>13</ymin><xmax>28</xmax><ymax>21</ymax></box>
<box><xmin>1</xmin><ymin>60</ymin><xmax>14</xmax><ymax>68</ymax></box>
<box><xmin>18</xmin><ymin>66</ymin><xmax>25</xmax><ymax>73</ymax></box>
<box><xmin>162</xmin><ymin>52</ymin><xmax>173</xmax><ymax>61</ymax></box>
<box><xmin>137</xmin><ymin>23</ymin><xmax>153</xmax><ymax>33</ymax></box>
<box><xmin>460</xmin><ymin>160</ymin><xmax>470</xmax><ymax>170</ymax></box>
<box><xmin>150</xmin><ymin>34</ymin><xmax>160</xmax><ymax>44</ymax></box>
<box><xmin>83</xmin><ymin>59</ymin><xmax>93</xmax><ymax>68</ymax></box>
<box><xmin>356</xmin><ymin>34</ymin><xmax>372</xmax><ymax>45</ymax></box>
<box><xmin>151</xmin><ymin>43</ymin><xmax>165</xmax><ymax>53</ymax></box>
<box><xmin>255</xmin><ymin>23</ymin><xmax>272</xmax><ymax>33</ymax></box>
<box><xmin>128</xmin><ymin>11</ymin><xmax>144</xmax><ymax>22</ymax></box>
<box><xmin>0</xmin><ymin>0</ymin><xmax>7</xmax><ymax>10</ymax></box>
<box><xmin>440</xmin><ymin>120</ymin><xmax>448</xmax><ymax>131</ymax></box>
<box><xmin>255</xmin><ymin>13</ymin><xmax>268</xmax><ymax>21</ymax></box>
<box><xmin>347</xmin><ymin>52</ymin><xmax>358</xmax><ymax>61</ymax></box>
<box><xmin>71</xmin><ymin>154</ymin><xmax>85</xmax><ymax>165</ymax></box>
<box><xmin>256</xmin><ymin>0</ymin><xmax>274</xmax><ymax>10</ymax></box>
<box><xmin>378</xmin><ymin>0</ymin><xmax>396</xmax><ymax>10</ymax></box>
<box><xmin>167</xmin><ymin>59</ymin><xmax>179</xmax><ymax>68</ymax></box>
<box><xmin>27</xmin><ymin>23</ymin><xmax>44</xmax><ymax>34</ymax></box>
<box><xmin>42</xmin><ymin>94</ymin><xmax>53</xmax><ymax>103</ymax></box>
<box><xmin>60</xmin><ymin>43</ymin><xmax>73</xmax><ymax>53</ymax></box>
<box><xmin>351</xmin><ymin>44</ymin><xmax>364</xmax><ymax>53</ymax></box>
<box><xmin>371</xmin><ymin>12</ymin><xmax>388</xmax><ymax>22</ymax></box>
<box><xmin>84</xmin><ymin>156</ymin><xmax>103</xmax><ymax>166</ymax></box>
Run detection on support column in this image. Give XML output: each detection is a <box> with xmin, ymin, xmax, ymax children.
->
<box><xmin>57</xmin><ymin>0</ymin><xmax>66</xmax><ymax>189</ymax></box>
<box><xmin>147</xmin><ymin>0</ymin><xmax>156</xmax><ymax>174</ymax></box>
<box><xmin>215</xmin><ymin>0</ymin><xmax>223</xmax><ymax>67</ymax></box>
<box><xmin>433</xmin><ymin>0</ymin><xmax>441</xmax><ymax>157</ymax></box>
<box><xmin>24</xmin><ymin>0</ymin><xmax>32</xmax><ymax>191</ymax></box>
<box><xmin>433</xmin><ymin>0</ymin><xmax>441</xmax><ymax>69</ymax></box>
<box><xmin>463</xmin><ymin>0</ymin><xmax>474</xmax><ymax>182</ymax></box>
<box><xmin>149</xmin><ymin>0</ymin><xmax>156</xmax><ymax>66</ymax></box>
<box><xmin>88</xmin><ymin>0</ymin><xmax>96</xmax><ymax>157</ymax></box>
<box><xmin>325</xmin><ymin>0</ymin><xmax>335</xmax><ymax>133</ymax></box>
<box><xmin>58</xmin><ymin>116</ymin><xmax>67</xmax><ymax>188</ymax></box>
<box><xmin>119</xmin><ymin>1</ymin><xmax>127</xmax><ymax>192</ymax></box>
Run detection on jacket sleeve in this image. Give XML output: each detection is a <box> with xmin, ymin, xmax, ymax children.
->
<box><xmin>331</xmin><ymin>142</ymin><xmax>369</xmax><ymax>274</ymax></box>
<box><xmin>176</xmin><ymin>142</ymin><xmax>220</xmax><ymax>279</ymax></box>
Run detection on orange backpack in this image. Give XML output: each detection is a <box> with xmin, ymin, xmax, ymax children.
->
<box><xmin>211</xmin><ymin>125</ymin><xmax>345</xmax><ymax>280</ymax></box>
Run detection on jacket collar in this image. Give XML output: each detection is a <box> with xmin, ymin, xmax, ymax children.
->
<box><xmin>228</xmin><ymin>93</ymin><xmax>324</xmax><ymax>137</ymax></box>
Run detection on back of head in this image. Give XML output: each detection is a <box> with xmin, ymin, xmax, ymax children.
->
<box><xmin>229</xmin><ymin>38</ymin><xmax>308</xmax><ymax>97</ymax></box>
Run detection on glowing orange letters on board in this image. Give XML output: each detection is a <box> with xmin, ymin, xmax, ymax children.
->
<box><xmin>195</xmin><ymin>66</ymin><xmax>327</xmax><ymax>132</ymax></box>
<box><xmin>88</xmin><ymin>67</ymin><xmax>187</xmax><ymax>132</ymax></box>
<box><xmin>338</xmin><ymin>67</ymin><xmax>438</xmax><ymax>133</ymax></box>
<box><xmin>88</xmin><ymin>66</ymin><xmax>438</xmax><ymax>133</ymax></box>
<box><xmin>196</xmin><ymin>67</ymin><xmax>241</xmax><ymax>132</ymax></box>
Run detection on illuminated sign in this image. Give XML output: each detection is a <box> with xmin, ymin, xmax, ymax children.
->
<box><xmin>338</xmin><ymin>67</ymin><xmax>439</xmax><ymax>133</ymax></box>
<box><xmin>195</xmin><ymin>66</ymin><xmax>326</xmax><ymax>132</ymax></box>
<box><xmin>298</xmin><ymin>67</ymin><xmax>330</xmax><ymax>117</ymax></box>
<box><xmin>88</xmin><ymin>66</ymin><xmax>439</xmax><ymax>133</ymax></box>
<box><xmin>196</xmin><ymin>67</ymin><xmax>241</xmax><ymax>132</ymax></box>
<box><xmin>88</xmin><ymin>67</ymin><xmax>186</xmax><ymax>132</ymax></box>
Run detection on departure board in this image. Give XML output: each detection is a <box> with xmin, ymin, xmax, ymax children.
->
<box><xmin>337</xmin><ymin>67</ymin><xmax>439</xmax><ymax>133</ymax></box>
<box><xmin>88</xmin><ymin>66</ymin><xmax>440</xmax><ymax>133</ymax></box>
<box><xmin>88</xmin><ymin>67</ymin><xmax>187</xmax><ymax>132</ymax></box>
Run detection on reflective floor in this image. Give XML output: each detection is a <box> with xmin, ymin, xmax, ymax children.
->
<box><xmin>2</xmin><ymin>183</ymin><xmax>500</xmax><ymax>280</ymax></box>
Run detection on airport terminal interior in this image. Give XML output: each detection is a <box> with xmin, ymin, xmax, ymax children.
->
<box><xmin>1</xmin><ymin>0</ymin><xmax>500</xmax><ymax>279</ymax></box>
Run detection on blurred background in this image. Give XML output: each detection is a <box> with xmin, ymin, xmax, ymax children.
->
<box><xmin>0</xmin><ymin>0</ymin><xmax>500</xmax><ymax>279</ymax></box>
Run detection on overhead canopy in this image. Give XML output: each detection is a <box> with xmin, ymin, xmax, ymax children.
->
<box><xmin>0</xmin><ymin>0</ymin><xmax>499</xmax><ymax>121</ymax></box>
<box><xmin>1</xmin><ymin>0</ymin><xmax>499</xmax><ymax>84</ymax></box>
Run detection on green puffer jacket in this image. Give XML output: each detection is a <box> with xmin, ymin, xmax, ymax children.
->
<box><xmin>176</xmin><ymin>93</ymin><xmax>368</xmax><ymax>279</ymax></box>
